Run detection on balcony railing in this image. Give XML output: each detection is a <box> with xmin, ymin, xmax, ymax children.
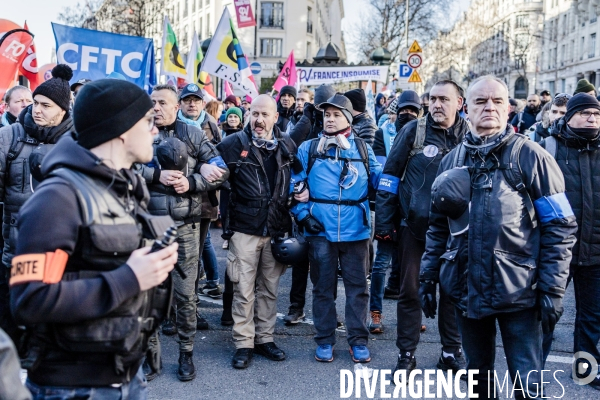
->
<box><xmin>260</xmin><ymin>16</ymin><xmax>284</xmax><ymax>29</ymax></box>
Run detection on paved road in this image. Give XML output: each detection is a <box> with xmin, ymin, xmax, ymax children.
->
<box><xmin>147</xmin><ymin>227</ymin><xmax>599</xmax><ymax>399</ymax></box>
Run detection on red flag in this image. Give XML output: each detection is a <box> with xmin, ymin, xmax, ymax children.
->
<box><xmin>20</xmin><ymin>22</ymin><xmax>39</xmax><ymax>90</ymax></box>
<box><xmin>234</xmin><ymin>0</ymin><xmax>256</xmax><ymax>28</ymax></box>
<box><xmin>203</xmin><ymin>75</ymin><xmax>216</xmax><ymax>98</ymax></box>
<box><xmin>273</xmin><ymin>51</ymin><xmax>297</xmax><ymax>96</ymax></box>
<box><xmin>0</xmin><ymin>28</ymin><xmax>34</xmax><ymax>99</ymax></box>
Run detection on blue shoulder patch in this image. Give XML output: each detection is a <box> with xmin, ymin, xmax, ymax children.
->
<box><xmin>534</xmin><ymin>193</ymin><xmax>574</xmax><ymax>223</ymax></box>
<box><xmin>377</xmin><ymin>174</ymin><xmax>399</xmax><ymax>194</ymax></box>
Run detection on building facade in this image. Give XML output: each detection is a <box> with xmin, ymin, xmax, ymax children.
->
<box><xmin>537</xmin><ymin>0</ymin><xmax>600</xmax><ymax>95</ymax></box>
<box><xmin>95</xmin><ymin>0</ymin><xmax>346</xmax><ymax>90</ymax></box>
<box><xmin>421</xmin><ymin>0</ymin><xmax>544</xmax><ymax>99</ymax></box>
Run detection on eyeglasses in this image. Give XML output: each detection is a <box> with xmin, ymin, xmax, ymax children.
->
<box><xmin>554</xmin><ymin>93</ymin><xmax>572</xmax><ymax>100</ymax></box>
<box><xmin>182</xmin><ymin>97</ymin><xmax>203</xmax><ymax>104</ymax></box>
<box><xmin>577</xmin><ymin>110</ymin><xmax>600</xmax><ymax>119</ymax></box>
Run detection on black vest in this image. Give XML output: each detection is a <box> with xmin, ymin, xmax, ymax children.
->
<box><xmin>24</xmin><ymin>168</ymin><xmax>173</xmax><ymax>383</ymax></box>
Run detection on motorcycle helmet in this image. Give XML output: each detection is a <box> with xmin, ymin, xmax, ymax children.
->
<box><xmin>271</xmin><ymin>228</ymin><xmax>309</xmax><ymax>265</ymax></box>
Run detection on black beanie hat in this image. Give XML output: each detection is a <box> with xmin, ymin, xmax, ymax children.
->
<box><xmin>344</xmin><ymin>89</ymin><xmax>367</xmax><ymax>113</ymax></box>
<box><xmin>32</xmin><ymin>64</ymin><xmax>73</xmax><ymax>112</ymax></box>
<box><xmin>279</xmin><ymin>85</ymin><xmax>297</xmax><ymax>99</ymax></box>
<box><xmin>74</xmin><ymin>79</ymin><xmax>154</xmax><ymax>149</ymax></box>
<box><xmin>564</xmin><ymin>93</ymin><xmax>600</xmax><ymax>122</ymax></box>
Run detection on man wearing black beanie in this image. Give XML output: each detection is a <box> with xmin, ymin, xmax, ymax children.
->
<box><xmin>540</xmin><ymin>93</ymin><xmax>600</xmax><ymax>390</ymax></box>
<box><xmin>344</xmin><ymin>88</ymin><xmax>376</xmax><ymax>146</ymax></box>
<box><xmin>10</xmin><ymin>78</ymin><xmax>179</xmax><ymax>397</ymax></box>
<box><xmin>276</xmin><ymin>85</ymin><xmax>296</xmax><ymax>132</ymax></box>
<box><xmin>0</xmin><ymin>64</ymin><xmax>74</xmax><ymax>342</ymax></box>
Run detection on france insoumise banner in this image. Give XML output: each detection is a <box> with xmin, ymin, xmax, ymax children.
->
<box><xmin>52</xmin><ymin>23</ymin><xmax>156</xmax><ymax>90</ymax></box>
<box><xmin>296</xmin><ymin>65</ymin><xmax>389</xmax><ymax>85</ymax></box>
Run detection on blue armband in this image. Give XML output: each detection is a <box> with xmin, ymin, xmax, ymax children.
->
<box><xmin>533</xmin><ymin>193</ymin><xmax>574</xmax><ymax>223</ymax></box>
<box><xmin>208</xmin><ymin>156</ymin><xmax>226</xmax><ymax>168</ymax></box>
<box><xmin>377</xmin><ymin>174</ymin><xmax>400</xmax><ymax>194</ymax></box>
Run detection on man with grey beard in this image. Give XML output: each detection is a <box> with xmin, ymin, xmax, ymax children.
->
<box><xmin>217</xmin><ymin>95</ymin><xmax>302</xmax><ymax>369</ymax></box>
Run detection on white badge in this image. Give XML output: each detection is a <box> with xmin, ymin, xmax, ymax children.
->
<box><xmin>423</xmin><ymin>145</ymin><xmax>439</xmax><ymax>158</ymax></box>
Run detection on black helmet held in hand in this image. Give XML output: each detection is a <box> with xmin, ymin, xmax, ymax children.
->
<box><xmin>271</xmin><ymin>231</ymin><xmax>309</xmax><ymax>265</ymax></box>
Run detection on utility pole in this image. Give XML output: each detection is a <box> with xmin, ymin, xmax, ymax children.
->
<box><xmin>405</xmin><ymin>0</ymin><xmax>409</xmax><ymax>49</ymax></box>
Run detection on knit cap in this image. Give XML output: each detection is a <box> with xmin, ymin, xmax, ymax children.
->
<box><xmin>32</xmin><ymin>64</ymin><xmax>73</xmax><ymax>111</ymax></box>
<box><xmin>225</xmin><ymin>107</ymin><xmax>243</xmax><ymax>122</ymax></box>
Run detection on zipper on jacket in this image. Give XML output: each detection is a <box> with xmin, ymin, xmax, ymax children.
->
<box><xmin>255</xmin><ymin>169</ymin><xmax>262</xmax><ymax>194</ymax></box>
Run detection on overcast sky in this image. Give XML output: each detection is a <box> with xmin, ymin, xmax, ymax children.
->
<box><xmin>1</xmin><ymin>0</ymin><xmax>469</xmax><ymax>65</ymax></box>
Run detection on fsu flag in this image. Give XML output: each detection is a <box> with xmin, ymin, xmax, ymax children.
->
<box><xmin>0</xmin><ymin>28</ymin><xmax>34</xmax><ymax>99</ymax></box>
<box><xmin>201</xmin><ymin>8</ymin><xmax>258</xmax><ymax>98</ymax></box>
<box><xmin>161</xmin><ymin>16</ymin><xmax>187</xmax><ymax>79</ymax></box>
<box><xmin>20</xmin><ymin>22</ymin><xmax>40</xmax><ymax>90</ymax></box>
<box><xmin>234</xmin><ymin>0</ymin><xmax>256</xmax><ymax>28</ymax></box>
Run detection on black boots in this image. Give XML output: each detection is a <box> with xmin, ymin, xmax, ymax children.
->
<box><xmin>177</xmin><ymin>351</ymin><xmax>196</xmax><ymax>381</ymax></box>
<box><xmin>221</xmin><ymin>292</ymin><xmax>234</xmax><ymax>326</ymax></box>
<box><xmin>232</xmin><ymin>348</ymin><xmax>253</xmax><ymax>369</ymax></box>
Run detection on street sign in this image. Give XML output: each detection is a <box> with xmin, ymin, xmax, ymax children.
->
<box><xmin>398</xmin><ymin>64</ymin><xmax>412</xmax><ymax>77</ymax></box>
<box><xmin>407</xmin><ymin>69</ymin><xmax>422</xmax><ymax>83</ymax></box>
<box><xmin>407</xmin><ymin>54</ymin><xmax>422</xmax><ymax>69</ymax></box>
<box><xmin>250</xmin><ymin>62</ymin><xmax>262</xmax><ymax>74</ymax></box>
<box><xmin>408</xmin><ymin>40</ymin><xmax>422</xmax><ymax>53</ymax></box>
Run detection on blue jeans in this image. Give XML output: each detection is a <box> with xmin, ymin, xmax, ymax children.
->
<box><xmin>573</xmin><ymin>265</ymin><xmax>600</xmax><ymax>367</ymax></box>
<box><xmin>308</xmin><ymin>237</ymin><xmax>370</xmax><ymax>346</ymax></box>
<box><xmin>369</xmin><ymin>241</ymin><xmax>394</xmax><ymax>312</ymax></box>
<box><xmin>202</xmin><ymin>228</ymin><xmax>220</xmax><ymax>284</ymax></box>
<box><xmin>26</xmin><ymin>366</ymin><xmax>147</xmax><ymax>400</ymax></box>
<box><xmin>456</xmin><ymin>308</ymin><xmax>542</xmax><ymax>399</ymax></box>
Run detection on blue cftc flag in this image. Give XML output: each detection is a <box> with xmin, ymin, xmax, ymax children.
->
<box><xmin>52</xmin><ymin>23</ymin><xmax>156</xmax><ymax>91</ymax></box>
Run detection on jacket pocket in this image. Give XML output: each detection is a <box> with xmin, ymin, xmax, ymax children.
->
<box><xmin>8</xmin><ymin>212</ymin><xmax>18</xmax><ymax>253</ymax></box>
<box><xmin>226</xmin><ymin>252</ymin><xmax>240</xmax><ymax>283</ymax></box>
<box><xmin>491</xmin><ymin>250</ymin><xmax>537</xmax><ymax>309</ymax></box>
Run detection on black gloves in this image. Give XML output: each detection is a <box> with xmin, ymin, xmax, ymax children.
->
<box><xmin>419</xmin><ymin>280</ymin><xmax>437</xmax><ymax>318</ymax></box>
<box><xmin>374</xmin><ymin>230</ymin><xmax>396</xmax><ymax>242</ymax></box>
<box><xmin>303</xmin><ymin>103</ymin><xmax>316</xmax><ymax>122</ymax></box>
<box><xmin>298</xmin><ymin>214</ymin><xmax>324</xmax><ymax>234</ymax></box>
<box><xmin>539</xmin><ymin>292</ymin><xmax>563</xmax><ymax>334</ymax></box>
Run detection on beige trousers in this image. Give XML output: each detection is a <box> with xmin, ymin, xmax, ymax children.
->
<box><xmin>227</xmin><ymin>232</ymin><xmax>285</xmax><ymax>348</ymax></box>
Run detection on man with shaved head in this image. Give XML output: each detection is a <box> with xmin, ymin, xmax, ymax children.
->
<box><xmin>217</xmin><ymin>94</ymin><xmax>302</xmax><ymax>369</ymax></box>
<box><xmin>419</xmin><ymin>76</ymin><xmax>577</xmax><ymax>398</ymax></box>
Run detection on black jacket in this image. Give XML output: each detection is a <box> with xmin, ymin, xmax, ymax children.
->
<box><xmin>276</xmin><ymin>102</ymin><xmax>295</xmax><ymax>133</ymax></box>
<box><xmin>541</xmin><ymin>124</ymin><xmax>600</xmax><ymax>267</ymax></box>
<box><xmin>289</xmin><ymin>106</ymin><xmax>323</xmax><ymax>146</ymax></box>
<box><xmin>375</xmin><ymin>113</ymin><xmax>470</xmax><ymax>241</ymax></box>
<box><xmin>511</xmin><ymin>106</ymin><xmax>539</xmax><ymax>133</ymax></box>
<box><xmin>420</xmin><ymin>128</ymin><xmax>577</xmax><ymax>319</ymax></box>
<box><xmin>0</xmin><ymin>105</ymin><xmax>73</xmax><ymax>267</ymax></box>
<box><xmin>351</xmin><ymin>113</ymin><xmax>376</xmax><ymax>146</ymax></box>
<box><xmin>217</xmin><ymin>124</ymin><xmax>297</xmax><ymax>237</ymax></box>
<box><xmin>11</xmin><ymin>134</ymin><xmax>150</xmax><ymax>386</ymax></box>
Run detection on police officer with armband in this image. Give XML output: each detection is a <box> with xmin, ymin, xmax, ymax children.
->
<box><xmin>10</xmin><ymin>79</ymin><xmax>179</xmax><ymax>399</ymax></box>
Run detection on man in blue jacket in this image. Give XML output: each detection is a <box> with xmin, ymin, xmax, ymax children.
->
<box><xmin>292</xmin><ymin>94</ymin><xmax>382</xmax><ymax>363</ymax></box>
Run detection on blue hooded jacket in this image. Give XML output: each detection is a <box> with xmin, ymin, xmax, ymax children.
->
<box><xmin>292</xmin><ymin>132</ymin><xmax>382</xmax><ymax>242</ymax></box>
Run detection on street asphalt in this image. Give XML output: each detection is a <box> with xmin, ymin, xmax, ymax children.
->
<box><xmin>147</xmin><ymin>227</ymin><xmax>600</xmax><ymax>399</ymax></box>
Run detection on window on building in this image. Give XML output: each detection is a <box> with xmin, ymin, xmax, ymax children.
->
<box><xmin>590</xmin><ymin>33</ymin><xmax>596</xmax><ymax>58</ymax></box>
<box><xmin>175</xmin><ymin>3</ymin><xmax>179</xmax><ymax>23</ymax></box>
<box><xmin>261</xmin><ymin>38</ymin><xmax>283</xmax><ymax>57</ymax></box>
<box><xmin>515</xmin><ymin>14</ymin><xmax>529</xmax><ymax>28</ymax></box>
<box><xmin>192</xmin><ymin>0</ymin><xmax>196</xmax><ymax>13</ymax></box>
<box><xmin>307</xmin><ymin>7</ymin><xmax>313</xmax><ymax>33</ymax></box>
<box><xmin>184</xmin><ymin>0</ymin><xmax>188</xmax><ymax>17</ymax></box>
<box><xmin>561</xmin><ymin>44</ymin><xmax>565</xmax><ymax>65</ymax></box>
<box><xmin>199</xmin><ymin>18</ymin><xmax>203</xmax><ymax>38</ymax></box>
<box><xmin>581</xmin><ymin>36</ymin><xmax>585</xmax><ymax>60</ymax></box>
<box><xmin>306</xmin><ymin>41</ymin><xmax>311</xmax><ymax>59</ymax></box>
<box><xmin>561</xmin><ymin>78</ymin><xmax>566</xmax><ymax>93</ymax></box>
<box><xmin>261</xmin><ymin>2</ymin><xmax>284</xmax><ymax>29</ymax></box>
<box><xmin>183</xmin><ymin>25</ymin><xmax>188</xmax><ymax>47</ymax></box>
<box><xmin>549</xmin><ymin>81</ymin><xmax>555</xmax><ymax>96</ymax></box>
<box><xmin>206</xmin><ymin>13</ymin><xmax>210</xmax><ymax>37</ymax></box>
